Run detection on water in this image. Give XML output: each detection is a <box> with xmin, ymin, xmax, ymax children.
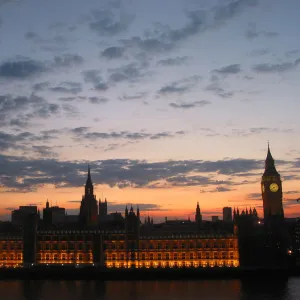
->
<box><xmin>0</xmin><ymin>278</ymin><xmax>300</xmax><ymax>300</ymax></box>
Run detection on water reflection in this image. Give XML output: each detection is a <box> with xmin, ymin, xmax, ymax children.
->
<box><xmin>0</xmin><ymin>278</ymin><xmax>297</xmax><ymax>300</ymax></box>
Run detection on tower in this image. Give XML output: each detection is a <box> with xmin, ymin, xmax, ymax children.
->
<box><xmin>261</xmin><ymin>143</ymin><xmax>284</xmax><ymax>223</ymax></box>
<box><xmin>79</xmin><ymin>166</ymin><xmax>98</xmax><ymax>228</ymax></box>
<box><xmin>195</xmin><ymin>202</ymin><xmax>202</xmax><ymax>223</ymax></box>
<box><xmin>261</xmin><ymin>144</ymin><xmax>289</xmax><ymax>267</ymax></box>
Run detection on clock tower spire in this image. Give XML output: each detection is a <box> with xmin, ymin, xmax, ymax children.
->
<box><xmin>261</xmin><ymin>143</ymin><xmax>284</xmax><ymax>222</ymax></box>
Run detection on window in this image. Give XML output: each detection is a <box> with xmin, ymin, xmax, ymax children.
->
<box><xmin>174</xmin><ymin>253</ymin><xmax>178</xmax><ymax>260</ymax></box>
<box><xmin>166</xmin><ymin>253</ymin><xmax>170</xmax><ymax>260</ymax></box>
<box><xmin>197</xmin><ymin>252</ymin><xmax>201</xmax><ymax>259</ymax></box>
<box><xmin>182</xmin><ymin>253</ymin><xmax>186</xmax><ymax>259</ymax></box>
<box><xmin>150</xmin><ymin>254</ymin><xmax>154</xmax><ymax>260</ymax></box>
<box><xmin>158</xmin><ymin>253</ymin><xmax>161</xmax><ymax>260</ymax></box>
<box><xmin>189</xmin><ymin>253</ymin><xmax>193</xmax><ymax>259</ymax></box>
<box><xmin>181</xmin><ymin>243</ymin><xmax>185</xmax><ymax>249</ymax></box>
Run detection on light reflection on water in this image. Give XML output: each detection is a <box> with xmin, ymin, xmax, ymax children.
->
<box><xmin>0</xmin><ymin>278</ymin><xmax>299</xmax><ymax>300</ymax></box>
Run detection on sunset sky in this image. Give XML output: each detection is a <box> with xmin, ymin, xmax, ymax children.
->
<box><xmin>1</xmin><ymin>0</ymin><xmax>300</xmax><ymax>222</ymax></box>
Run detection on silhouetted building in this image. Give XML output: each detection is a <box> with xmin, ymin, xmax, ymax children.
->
<box><xmin>43</xmin><ymin>200</ymin><xmax>65</xmax><ymax>228</ymax></box>
<box><xmin>99</xmin><ymin>198</ymin><xmax>108</xmax><ymax>221</ymax></box>
<box><xmin>79</xmin><ymin>166</ymin><xmax>98</xmax><ymax>228</ymax></box>
<box><xmin>212</xmin><ymin>216</ymin><xmax>219</xmax><ymax>222</ymax></box>
<box><xmin>223</xmin><ymin>207</ymin><xmax>232</xmax><ymax>222</ymax></box>
<box><xmin>12</xmin><ymin>206</ymin><xmax>38</xmax><ymax>228</ymax></box>
<box><xmin>261</xmin><ymin>144</ymin><xmax>289</xmax><ymax>266</ymax></box>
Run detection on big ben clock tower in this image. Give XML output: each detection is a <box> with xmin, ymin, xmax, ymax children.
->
<box><xmin>261</xmin><ymin>144</ymin><xmax>284</xmax><ymax>223</ymax></box>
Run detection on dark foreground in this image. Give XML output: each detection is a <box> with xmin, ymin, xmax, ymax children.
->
<box><xmin>0</xmin><ymin>266</ymin><xmax>299</xmax><ymax>280</ymax></box>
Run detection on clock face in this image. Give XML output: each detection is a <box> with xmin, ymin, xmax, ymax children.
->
<box><xmin>269</xmin><ymin>183</ymin><xmax>279</xmax><ymax>192</ymax></box>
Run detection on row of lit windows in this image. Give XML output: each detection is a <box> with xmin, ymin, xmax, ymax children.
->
<box><xmin>38</xmin><ymin>235</ymin><xmax>94</xmax><ymax>242</ymax></box>
<box><xmin>105</xmin><ymin>252</ymin><xmax>236</xmax><ymax>260</ymax></box>
<box><xmin>105</xmin><ymin>242</ymin><xmax>236</xmax><ymax>250</ymax></box>
<box><xmin>38</xmin><ymin>242</ymin><xmax>92</xmax><ymax>251</ymax></box>
<box><xmin>105</xmin><ymin>260</ymin><xmax>239</xmax><ymax>268</ymax></box>
<box><xmin>0</xmin><ymin>243</ymin><xmax>23</xmax><ymax>250</ymax></box>
<box><xmin>37</xmin><ymin>253</ymin><xmax>92</xmax><ymax>261</ymax></box>
<box><xmin>0</xmin><ymin>254</ymin><xmax>23</xmax><ymax>260</ymax></box>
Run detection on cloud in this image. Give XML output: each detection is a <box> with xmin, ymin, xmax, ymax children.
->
<box><xmin>0</xmin><ymin>94</ymin><xmax>61</xmax><ymax>126</ymax></box>
<box><xmin>119</xmin><ymin>92</ymin><xmax>147</xmax><ymax>101</ymax></box>
<box><xmin>89</xmin><ymin>9</ymin><xmax>134</xmax><ymax>36</ymax></box>
<box><xmin>25</xmin><ymin>31</ymin><xmax>75</xmax><ymax>53</ymax></box>
<box><xmin>70</xmin><ymin>128</ymin><xmax>185</xmax><ymax>142</ymax></box>
<box><xmin>0</xmin><ymin>153</ymin><xmax>273</xmax><ymax>192</ymax></box>
<box><xmin>0</xmin><ymin>130</ymin><xmax>58</xmax><ymax>152</ymax></box>
<box><xmin>213</xmin><ymin>0</ymin><xmax>258</xmax><ymax>24</ymax></box>
<box><xmin>88</xmin><ymin>97</ymin><xmax>109</xmax><ymax>104</ymax></box>
<box><xmin>214</xmin><ymin>64</ymin><xmax>241</xmax><ymax>74</ymax></box>
<box><xmin>206</xmin><ymin>76</ymin><xmax>236</xmax><ymax>98</ymax></box>
<box><xmin>157</xmin><ymin>56</ymin><xmax>189</xmax><ymax>67</ymax></box>
<box><xmin>169</xmin><ymin>100</ymin><xmax>211</xmax><ymax>109</ymax></box>
<box><xmin>0</xmin><ymin>54</ymin><xmax>83</xmax><ymax>80</ymax></box>
<box><xmin>253</xmin><ymin>58</ymin><xmax>300</xmax><ymax>73</ymax></box>
<box><xmin>246</xmin><ymin>193</ymin><xmax>262</xmax><ymax>200</ymax></box>
<box><xmin>108</xmin><ymin>61</ymin><xmax>149</xmax><ymax>83</ymax></box>
<box><xmin>53</xmin><ymin>54</ymin><xmax>84</xmax><ymax>67</ymax></box>
<box><xmin>245</xmin><ymin>23</ymin><xmax>278</xmax><ymax>40</ymax></box>
<box><xmin>158</xmin><ymin>75</ymin><xmax>201</xmax><ymax>96</ymax></box>
<box><xmin>82</xmin><ymin>69</ymin><xmax>109</xmax><ymax>91</ymax></box>
<box><xmin>101</xmin><ymin>46</ymin><xmax>125</xmax><ymax>59</ymax></box>
<box><xmin>0</xmin><ymin>59</ymin><xmax>47</xmax><ymax>79</ymax></box>
<box><xmin>49</xmin><ymin>82</ymin><xmax>82</xmax><ymax>94</ymax></box>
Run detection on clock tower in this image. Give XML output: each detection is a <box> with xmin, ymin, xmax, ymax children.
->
<box><xmin>261</xmin><ymin>144</ymin><xmax>284</xmax><ymax>223</ymax></box>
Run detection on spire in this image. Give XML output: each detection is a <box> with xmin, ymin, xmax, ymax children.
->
<box><xmin>264</xmin><ymin>142</ymin><xmax>279</xmax><ymax>176</ymax></box>
<box><xmin>46</xmin><ymin>199</ymin><xmax>49</xmax><ymax>209</ymax></box>
<box><xmin>86</xmin><ymin>165</ymin><xmax>92</xmax><ymax>184</ymax></box>
<box><xmin>125</xmin><ymin>206</ymin><xmax>128</xmax><ymax>217</ymax></box>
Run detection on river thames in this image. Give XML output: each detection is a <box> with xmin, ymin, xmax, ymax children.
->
<box><xmin>0</xmin><ymin>278</ymin><xmax>300</xmax><ymax>300</ymax></box>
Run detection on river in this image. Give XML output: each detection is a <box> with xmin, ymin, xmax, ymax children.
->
<box><xmin>0</xmin><ymin>278</ymin><xmax>299</xmax><ymax>300</ymax></box>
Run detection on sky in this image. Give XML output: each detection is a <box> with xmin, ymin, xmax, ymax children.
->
<box><xmin>0</xmin><ymin>0</ymin><xmax>300</xmax><ymax>222</ymax></box>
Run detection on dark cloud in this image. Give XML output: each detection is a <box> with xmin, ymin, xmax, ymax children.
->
<box><xmin>0</xmin><ymin>59</ymin><xmax>47</xmax><ymax>79</ymax></box>
<box><xmin>108</xmin><ymin>61</ymin><xmax>148</xmax><ymax>83</ymax></box>
<box><xmin>49</xmin><ymin>81</ymin><xmax>82</xmax><ymax>94</ymax></box>
<box><xmin>246</xmin><ymin>193</ymin><xmax>262</xmax><ymax>200</ymax></box>
<box><xmin>119</xmin><ymin>92</ymin><xmax>147</xmax><ymax>101</ymax></box>
<box><xmin>253</xmin><ymin>58</ymin><xmax>300</xmax><ymax>73</ymax></box>
<box><xmin>89</xmin><ymin>9</ymin><xmax>134</xmax><ymax>36</ymax></box>
<box><xmin>82</xmin><ymin>69</ymin><xmax>109</xmax><ymax>91</ymax></box>
<box><xmin>245</xmin><ymin>23</ymin><xmax>278</xmax><ymax>40</ymax></box>
<box><xmin>158</xmin><ymin>75</ymin><xmax>201</xmax><ymax>96</ymax></box>
<box><xmin>157</xmin><ymin>56</ymin><xmax>189</xmax><ymax>67</ymax></box>
<box><xmin>88</xmin><ymin>97</ymin><xmax>109</xmax><ymax>104</ymax></box>
<box><xmin>70</xmin><ymin>128</ymin><xmax>185</xmax><ymax>142</ymax></box>
<box><xmin>214</xmin><ymin>64</ymin><xmax>241</xmax><ymax>74</ymax></box>
<box><xmin>206</xmin><ymin>76</ymin><xmax>235</xmax><ymax>99</ymax></box>
<box><xmin>213</xmin><ymin>0</ymin><xmax>258</xmax><ymax>23</ymax></box>
<box><xmin>25</xmin><ymin>31</ymin><xmax>74</xmax><ymax>53</ymax></box>
<box><xmin>53</xmin><ymin>54</ymin><xmax>84</xmax><ymax>67</ymax></box>
<box><xmin>0</xmin><ymin>130</ymin><xmax>58</xmax><ymax>152</ymax></box>
<box><xmin>0</xmin><ymin>94</ymin><xmax>60</xmax><ymax>126</ymax></box>
<box><xmin>32</xmin><ymin>81</ymin><xmax>50</xmax><ymax>91</ymax></box>
<box><xmin>230</xmin><ymin>127</ymin><xmax>293</xmax><ymax>137</ymax></box>
<box><xmin>101</xmin><ymin>46</ymin><xmax>125</xmax><ymax>59</ymax></box>
<box><xmin>0</xmin><ymin>154</ymin><xmax>269</xmax><ymax>192</ymax></box>
<box><xmin>169</xmin><ymin>100</ymin><xmax>211</xmax><ymax>109</ymax></box>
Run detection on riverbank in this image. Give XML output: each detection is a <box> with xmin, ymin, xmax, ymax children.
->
<box><xmin>0</xmin><ymin>266</ymin><xmax>298</xmax><ymax>280</ymax></box>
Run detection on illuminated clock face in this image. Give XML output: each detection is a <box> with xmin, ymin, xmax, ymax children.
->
<box><xmin>262</xmin><ymin>185</ymin><xmax>265</xmax><ymax>193</ymax></box>
<box><xmin>269</xmin><ymin>183</ymin><xmax>279</xmax><ymax>192</ymax></box>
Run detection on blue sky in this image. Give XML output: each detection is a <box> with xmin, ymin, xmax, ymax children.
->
<box><xmin>1</xmin><ymin>0</ymin><xmax>300</xmax><ymax>220</ymax></box>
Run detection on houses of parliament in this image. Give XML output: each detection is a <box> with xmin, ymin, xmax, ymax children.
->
<box><xmin>0</xmin><ymin>146</ymin><xmax>294</xmax><ymax>269</ymax></box>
